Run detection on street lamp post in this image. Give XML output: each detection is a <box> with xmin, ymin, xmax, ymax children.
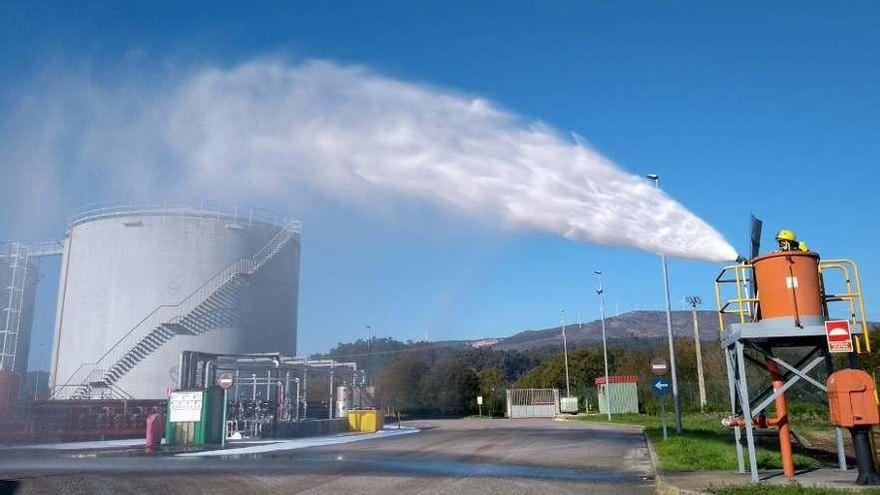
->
<box><xmin>366</xmin><ymin>325</ymin><xmax>373</xmax><ymax>387</ymax></box>
<box><xmin>560</xmin><ymin>309</ymin><xmax>571</xmax><ymax>397</ymax></box>
<box><xmin>646</xmin><ymin>173</ymin><xmax>682</xmax><ymax>434</ymax></box>
<box><xmin>595</xmin><ymin>271</ymin><xmax>612</xmax><ymax>421</ymax></box>
<box><xmin>686</xmin><ymin>296</ymin><xmax>707</xmax><ymax>412</ymax></box>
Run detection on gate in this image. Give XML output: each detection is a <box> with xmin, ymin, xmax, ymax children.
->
<box><xmin>505</xmin><ymin>388</ymin><xmax>559</xmax><ymax>418</ymax></box>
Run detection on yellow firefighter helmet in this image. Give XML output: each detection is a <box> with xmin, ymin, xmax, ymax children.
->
<box><xmin>776</xmin><ymin>229</ymin><xmax>797</xmax><ymax>242</ymax></box>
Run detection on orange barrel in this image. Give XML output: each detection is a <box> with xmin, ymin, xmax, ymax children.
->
<box><xmin>752</xmin><ymin>251</ymin><xmax>824</xmax><ymax>324</ymax></box>
<box><xmin>0</xmin><ymin>370</ymin><xmax>21</xmax><ymax>422</ymax></box>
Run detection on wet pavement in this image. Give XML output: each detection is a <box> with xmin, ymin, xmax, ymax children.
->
<box><xmin>0</xmin><ymin>418</ymin><xmax>656</xmax><ymax>494</ymax></box>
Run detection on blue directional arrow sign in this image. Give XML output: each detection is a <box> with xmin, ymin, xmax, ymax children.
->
<box><xmin>651</xmin><ymin>376</ymin><xmax>671</xmax><ymax>396</ymax></box>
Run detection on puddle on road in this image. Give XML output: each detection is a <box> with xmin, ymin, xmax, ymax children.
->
<box><xmin>252</xmin><ymin>452</ymin><xmax>654</xmax><ymax>483</ymax></box>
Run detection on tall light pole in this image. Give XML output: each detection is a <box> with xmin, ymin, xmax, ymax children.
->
<box><xmin>560</xmin><ymin>308</ymin><xmax>571</xmax><ymax>397</ymax></box>
<box><xmin>366</xmin><ymin>325</ymin><xmax>373</xmax><ymax>387</ymax></box>
<box><xmin>646</xmin><ymin>173</ymin><xmax>682</xmax><ymax>434</ymax></box>
<box><xmin>686</xmin><ymin>296</ymin><xmax>707</xmax><ymax>412</ymax></box>
<box><xmin>595</xmin><ymin>270</ymin><xmax>612</xmax><ymax>421</ymax></box>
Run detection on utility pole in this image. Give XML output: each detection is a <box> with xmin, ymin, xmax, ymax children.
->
<box><xmin>686</xmin><ymin>296</ymin><xmax>707</xmax><ymax>412</ymax></box>
<box><xmin>646</xmin><ymin>173</ymin><xmax>682</xmax><ymax>434</ymax></box>
<box><xmin>366</xmin><ymin>325</ymin><xmax>373</xmax><ymax>387</ymax></box>
<box><xmin>560</xmin><ymin>309</ymin><xmax>571</xmax><ymax>397</ymax></box>
<box><xmin>595</xmin><ymin>271</ymin><xmax>612</xmax><ymax>421</ymax></box>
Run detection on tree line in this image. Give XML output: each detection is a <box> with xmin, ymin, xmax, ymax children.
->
<box><xmin>317</xmin><ymin>326</ymin><xmax>880</xmax><ymax>417</ymax></box>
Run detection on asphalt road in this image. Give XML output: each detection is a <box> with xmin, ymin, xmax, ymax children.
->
<box><xmin>0</xmin><ymin>418</ymin><xmax>656</xmax><ymax>495</ymax></box>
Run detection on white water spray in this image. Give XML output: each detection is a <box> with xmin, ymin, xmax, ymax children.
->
<box><xmin>5</xmin><ymin>59</ymin><xmax>738</xmax><ymax>261</ymax></box>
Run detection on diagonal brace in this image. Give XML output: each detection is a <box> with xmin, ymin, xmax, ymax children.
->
<box><xmin>741</xmin><ymin>343</ymin><xmax>823</xmax><ymax>406</ymax></box>
<box><xmin>750</xmin><ymin>356</ymin><xmax>825</xmax><ymax>417</ymax></box>
<box><xmin>769</xmin><ymin>355</ymin><xmax>827</xmax><ymax>391</ymax></box>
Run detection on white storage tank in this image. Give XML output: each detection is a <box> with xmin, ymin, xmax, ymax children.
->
<box><xmin>49</xmin><ymin>203</ymin><xmax>300</xmax><ymax>399</ymax></box>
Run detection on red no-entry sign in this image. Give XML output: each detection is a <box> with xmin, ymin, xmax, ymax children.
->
<box><xmin>825</xmin><ymin>320</ymin><xmax>854</xmax><ymax>354</ymax></box>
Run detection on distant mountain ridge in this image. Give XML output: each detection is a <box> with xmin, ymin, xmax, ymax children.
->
<box><xmin>483</xmin><ymin>310</ymin><xmax>726</xmax><ymax>352</ymax></box>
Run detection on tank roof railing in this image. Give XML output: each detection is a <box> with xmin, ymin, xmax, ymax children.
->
<box><xmin>66</xmin><ymin>200</ymin><xmax>301</xmax><ymax>232</ymax></box>
<box><xmin>0</xmin><ymin>240</ymin><xmax>64</xmax><ymax>259</ymax></box>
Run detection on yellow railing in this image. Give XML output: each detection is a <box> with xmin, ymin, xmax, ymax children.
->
<box><xmin>819</xmin><ymin>259</ymin><xmax>871</xmax><ymax>353</ymax></box>
<box><xmin>714</xmin><ymin>262</ymin><xmax>759</xmax><ymax>332</ymax></box>
<box><xmin>713</xmin><ymin>258</ymin><xmax>871</xmax><ymax>354</ymax></box>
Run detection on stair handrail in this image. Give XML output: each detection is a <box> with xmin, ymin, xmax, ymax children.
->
<box><xmin>251</xmin><ymin>220</ymin><xmax>301</xmax><ymax>267</ymax></box>
<box><xmin>54</xmin><ymin>221</ymin><xmax>300</xmax><ymax>398</ymax></box>
<box><xmin>53</xmin><ymin>260</ymin><xmax>248</xmax><ymax>398</ymax></box>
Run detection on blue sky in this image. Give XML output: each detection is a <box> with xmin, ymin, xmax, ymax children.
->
<box><xmin>1</xmin><ymin>1</ymin><xmax>879</xmax><ymax>364</ymax></box>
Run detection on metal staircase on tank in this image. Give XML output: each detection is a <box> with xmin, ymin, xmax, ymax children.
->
<box><xmin>52</xmin><ymin>221</ymin><xmax>300</xmax><ymax>400</ymax></box>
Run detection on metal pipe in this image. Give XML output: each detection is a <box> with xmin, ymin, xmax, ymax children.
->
<box><xmin>234</xmin><ymin>369</ymin><xmax>240</xmax><ymax>400</ymax></box>
<box><xmin>766</xmin><ymin>359</ymin><xmax>794</xmax><ymax>478</ymax></box>
<box><xmin>303</xmin><ymin>367</ymin><xmax>308</xmax><ymax>419</ymax></box>
<box><xmin>294</xmin><ymin>377</ymin><xmax>301</xmax><ymax>421</ymax></box>
<box><xmin>329</xmin><ymin>367</ymin><xmax>335</xmax><ymax>419</ymax></box>
<box><xmin>251</xmin><ymin>373</ymin><xmax>257</xmax><ymax>401</ymax></box>
<box><xmin>178</xmin><ymin>352</ymin><xmax>186</xmax><ymax>389</ymax></box>
<box><xmin>204</xmin><ymin>360</ymin><xmax>213</xmax><ymax>389</ymax></box>
<box><xmin>284</xmin><ymin>371</ymin><xmax>290</xmax><ymax>421</ymax></box>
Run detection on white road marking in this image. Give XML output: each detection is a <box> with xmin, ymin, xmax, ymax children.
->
<box><xmin>16</xmin><ymin>438</ymin><xmax>146</xmax><ymax>450</ymax></box>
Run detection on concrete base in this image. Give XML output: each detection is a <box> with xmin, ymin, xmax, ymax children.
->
<box><xmin>663</xmin><ymin>468</ymin><xmax>874</xmax><ymax>494</ymax></box>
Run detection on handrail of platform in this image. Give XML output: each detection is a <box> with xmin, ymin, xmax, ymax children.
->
<box><xmin>820</xmin><ymin>259</ymin><xmax>871</xmax><ymax>353</ymax></box>
<box><xmin>714</xmin><ymin>258</ymin><xmax>872</xmax><ymax>354</ymax></box>
<box><xmin>715</xmin><ymin>263</ymin><xmax>757</xmax><ymax>331</ymax></box>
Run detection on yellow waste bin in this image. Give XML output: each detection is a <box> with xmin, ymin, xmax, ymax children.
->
<box><xmin>348</xmin><ymin>409</ymin><xmax>383</xmax><ymax>433</ymax></box>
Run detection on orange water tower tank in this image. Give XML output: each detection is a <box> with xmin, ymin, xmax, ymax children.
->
<box><xmin>752</xmin><ymin>251</ymin><xmax>824</xmax><ymax>325</ymax></box>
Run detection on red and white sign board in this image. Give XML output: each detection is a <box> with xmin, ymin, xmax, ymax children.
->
<box><xmin>825</xmin><ymin>320</ymin><xmax>854</xmax><ymax>353</ymax></box>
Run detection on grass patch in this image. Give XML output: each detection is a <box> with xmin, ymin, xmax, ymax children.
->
<box><xmin>709</xmin><ymin>483</ymin><xmax>880</xmax><ymax>494</ymax></box>
<box><xmin>584</xmin><ymin>412</ymin><xmax>823</xmax><ymax>472</ymax></box>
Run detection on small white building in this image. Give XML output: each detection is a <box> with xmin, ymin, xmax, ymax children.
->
<box><xmin>595</xmin><ymin>375</ymin><xmax>639</xmax><ymax>414</ymax></box>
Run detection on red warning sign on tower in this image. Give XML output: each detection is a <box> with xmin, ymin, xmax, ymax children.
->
<box><xmin>825</xmin><ymin>320</ymin><xmax>854</xmax><ymax>353</ymax></box>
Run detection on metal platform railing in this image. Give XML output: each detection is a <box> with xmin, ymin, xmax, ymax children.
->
<box><xmin>0</xmin><ymin>241</ymin><xmax>63</xmax><ymax>259</ymax></box>
<box><xmin>714</xmin><ymin>257</ymin><xmax>871</xmax><ymax>353</ymax></box>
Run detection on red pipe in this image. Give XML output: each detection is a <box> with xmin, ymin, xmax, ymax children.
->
<box><xmin>766</xmin><ymin>359</ymin><xmax>795</xmax><ymax>478</ymax></box>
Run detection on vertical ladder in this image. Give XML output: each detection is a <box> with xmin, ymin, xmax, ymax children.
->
<box><xmin>1</xmin><ymin>243</ymin><xmax>29</xmax><ymax>372</ymax></box>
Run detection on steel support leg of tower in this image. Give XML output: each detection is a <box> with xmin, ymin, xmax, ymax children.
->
<box><xmin>724</xmin><ymin>337</ymin><xmax>845</xmax><ymax>483</ymax></box>
<box><xmin>734</xmin><ymin>341</ymin><xmax>760</xmax><ymax>482</ymax></box>
<box><xmin>824</xmin><ymin>351</ymin><xmax>848</xmax><ymax>471</ymax></box>
<box><xmin>724</xmin><ymin>346</ymin><xmax>746</xmax><ymax>473</ymax></box>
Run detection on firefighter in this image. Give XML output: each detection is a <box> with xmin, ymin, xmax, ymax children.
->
<box><xmin>776</xmin><ymin>229</ymin><xmax>809</xmax><ymax>252</ymax></box>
